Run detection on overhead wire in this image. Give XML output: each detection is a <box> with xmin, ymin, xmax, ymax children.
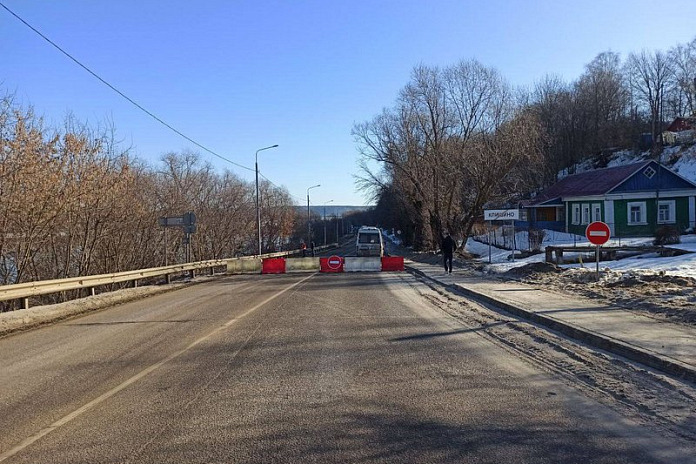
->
<box><xmin>0</xmin><ymin>0</ymin><xmax>303</xmax><ymax>205</ymax></box>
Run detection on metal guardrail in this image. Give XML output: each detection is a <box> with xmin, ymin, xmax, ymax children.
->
<box><xmin>544</xmin><ymin>245</ymin><xmax>690</xmax><ymax>264</ymax></box>
<box><xmin>0</xmin><ymin>244</ymin><xmax>337</xmax><ymax>309</ymax></box>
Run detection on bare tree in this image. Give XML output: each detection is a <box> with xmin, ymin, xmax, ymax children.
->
<box><xmin>668</xmin><ymin>37</ymin><xmax>696</xmax><ymax>117</ymax></box>
<box><xmin>625</xmin><ymin>50</ymin><xmax>674</xmax><ymax>148</ymax></box>
<box><xmin>575</xmin><ymin>51</ymin><xmax>630</xmax><ymax>153</ymax></box>
<box><xmin>355</xmin><ymin>60</ymin><xmax>537</xmax><ymax>250</ymax></box>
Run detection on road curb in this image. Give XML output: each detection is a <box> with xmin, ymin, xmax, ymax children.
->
<box><xmin>406</xmin><ymin>265</ymin><xmax>696</xmax><ymax>384</ymax></box>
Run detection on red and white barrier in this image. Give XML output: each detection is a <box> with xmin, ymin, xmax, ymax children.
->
<box><xmin>320</xmin><ymin>256</ymin><xmax>344</xmax><ymax>273</ymax></box>
<box><xmin>381</xmin><ymin>256</ymin><xmax>405</xmax><ymax>272</ymax></box>
<box><xmin>261</xmin><ymin>256</ymin><xmax>404</xmax><ymax>274</ymax></box>
<box><xmin>262</xmin><ymin>257</ymin><xmax>286</xmax><ymax>274</ymax></box>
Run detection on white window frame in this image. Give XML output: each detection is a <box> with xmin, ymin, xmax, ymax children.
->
<box><xmin>592</xmin><ymin>203</ymin><xmax>601</xmax><ymax>222</ymax></box>
<box><xmin>657</xmin><ymin>200</ymin><xmax>676</xmax><ymax>224</ymax></box>
<box><xmin>581</xmin><ymin>204</ymin><xmax>590</xmax><ymax>225</ymax></box>
<box><xmin>627</xmin><ymin>201</ymin><xmax>647</xmax><ymax>225</ymax></box>
<box><xmin>571</xmin><ymin>204</ymin><xmax>580</xmax><ymax>225</ymax></box>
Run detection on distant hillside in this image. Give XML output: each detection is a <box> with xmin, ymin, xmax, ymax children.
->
<box><xmin>294</xmin><ymin>205</ymin><xmax>373</xmax><ymax>218</ymax></box>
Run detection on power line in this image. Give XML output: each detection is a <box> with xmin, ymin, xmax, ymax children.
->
<box><xmin>0</xmin><ymin>1</ymin><xmax>254</xmax><ymax>173</ymax></box>
<box><xmin>1</xmin><ymin>2</ymin><xmax>311</xmax><ymax>203</ymax></box>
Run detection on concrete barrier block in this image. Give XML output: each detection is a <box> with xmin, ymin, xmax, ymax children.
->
<box><xmin>285</xmin><ymin>257</ymin><xmax>320</xmax><ymax>272</ymax></box>
<box><xmin>343</xmin><ymin>257</ymin><xmax>382</xmax><ymax>272</ymax></box>
<box><xmin>227</xmin><ymin>258</ymin><xmax>262</xmax><ymax>274</ymax></box>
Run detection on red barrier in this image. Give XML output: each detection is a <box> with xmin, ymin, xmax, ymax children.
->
<box><xmin>262</xmin><ymin>257</ymin><xmax>286</xmax><ymax>274</ymax></box>
<box><xmin>381</xmin><ymin>256</ymin><xmax>404</xmax><ymax>271</ymax></box>
<box><xmin>320</xmin><ymin>256</ymin><xmax>344</xmax><ymax>273</ymax></box>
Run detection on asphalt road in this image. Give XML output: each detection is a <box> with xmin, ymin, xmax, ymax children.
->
<box><xmin>0</xmin><ymin>268</ymin><xmax>691</xmax><ymax>463</ymax></box>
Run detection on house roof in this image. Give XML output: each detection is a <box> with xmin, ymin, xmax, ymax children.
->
<box><xmin>524</xmin><ymin>161</ymin><xmax>651</xmax><ymax>207</ymax></box>
<box><xmin>666</xmin><ymin>117</ymin><xmax>696</xmax><ymax>133</ymax></box>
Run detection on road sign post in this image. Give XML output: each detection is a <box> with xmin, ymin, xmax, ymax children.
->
<box><xmin>484</xmin><ymin>209</ymin><xmax>520</xmax><ymax>263</ymax></box>
<box><xmin>585</xmin><ymin>221</ymin><xmax>611</xmax><ymax>280</ymax></box>
<box><xmin>158</xmin><ymin>212</ymin><xmax>197</xmax><ymax>269</ymax></box>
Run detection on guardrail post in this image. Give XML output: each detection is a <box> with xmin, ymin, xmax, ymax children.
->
<box><xmin>21</xmin><ymin>297</ymin><xmax>29</xmax><ymax>310</ymax></box>
<box><xmin>189</xmin><ymin>270</ymin><xmax>195</xmax><ymax>279</ymax></box>
<box><xmin>90</xmin><ymin>288</ymin><xmax>96</xmax><ymax>297</ymax></box>
<box><xmin>165</xmin><ymin>274</ymin><xmax>171</xmax><ymax>284</ymax></box>
<box><xmin>133</xmin><ymin>280</ymin><xmax>139</xmax><ymax>288</ymax></box>
<box><xmin>209</xmin><ymin>266</ymin><xmax>214</xmax><ymax>276</ymax></box>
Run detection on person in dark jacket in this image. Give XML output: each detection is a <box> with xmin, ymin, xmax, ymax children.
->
<box><xmin>310</xmin><ymin>241</ymin><xmax>316</xmax><ymax>257</ymax></box>
<box><xmin>441</xmin><ymin>231</ymin><xmax>456</xmax><ymax>274</ymax></box>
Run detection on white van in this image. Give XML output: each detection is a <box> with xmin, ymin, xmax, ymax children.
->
<box><xmin>356</xmin><ymin>226</ymin><xmax>384</xmax><ymax>257</ymax></box>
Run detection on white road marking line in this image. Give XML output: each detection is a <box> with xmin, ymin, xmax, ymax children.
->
<box><xmin>0</xmin><ymin>273</ymin><xmax>315</xmax><ymax>462</ymax></box>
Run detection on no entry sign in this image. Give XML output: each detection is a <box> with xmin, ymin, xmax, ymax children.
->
<box><xmin>327</xmin><ymin>256</ymin><xmax>343</xmax><ymax>270</ymax></box>
<box><xmin>320</xmin><ymin>256</ymin><xmax>344</xmax><ymax>273</ymax></box>
<box><xmin>586</xmin><ymin>221</ymin><xmax>611</xmax><ymax>246</ymax></box>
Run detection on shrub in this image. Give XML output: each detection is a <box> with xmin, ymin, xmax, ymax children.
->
<box><xmin>654</xmin><ymin>225</ymin><xmax>681</xmax><ymax>245</ymax></box>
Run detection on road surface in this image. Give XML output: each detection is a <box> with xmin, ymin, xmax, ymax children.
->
<box><xmin>0</xmin><ymin>265</ymin><xmax>692</xmax><ymax>463</ymax></box>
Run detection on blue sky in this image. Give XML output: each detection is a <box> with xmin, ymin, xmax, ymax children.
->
<box><xmin>1</xmin><ymin>0</ymin><xmax>694</xmax><ymax>205</ymax></box>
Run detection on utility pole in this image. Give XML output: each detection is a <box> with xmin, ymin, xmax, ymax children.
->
<box><xmin>323</xmin><ymin>200</ymin><xmax>333</xmax><ymax>246</ymax></box>
<box><xmin>306</xmin><ymin>184</ymin><xmax>320</xmax><ymax>245</ymax></box>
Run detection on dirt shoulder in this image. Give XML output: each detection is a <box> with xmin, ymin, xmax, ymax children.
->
<box><xmin>396</xmin><ymin>242</ymin><xmax>696</xmax><ymax>327</ymax></box>
<box><xmin>507</xmin><ymin>265</ymin><xmax>696</xmax><ymax>326</ymax></box>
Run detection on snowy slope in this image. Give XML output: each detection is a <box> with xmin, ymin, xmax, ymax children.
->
<box><xmin>557</xmin><ymin>144</ymin><xmax>696</xmax><ymax>182</ymax></box>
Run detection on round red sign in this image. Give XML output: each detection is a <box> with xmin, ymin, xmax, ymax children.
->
<box><xmin>585</xmin><ymin>221</ymin><xmax>611</xmax><ymax>246</ymax></box>
<box><xmin>327</xmin><ymin>255</ymin><xmax>343</xmax><ymax>270</ymax></box>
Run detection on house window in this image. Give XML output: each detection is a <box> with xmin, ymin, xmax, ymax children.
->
<box><xmin>657</xmin><ymin>200</ymin><xmax>676</xmax><ymax>224</ymax></box>
<box><xmin>581</xmin><ymin>204</ymin><xmax>590</xmax><ymax>225</ymax></box>
<box><xmin>627</xmin><ymin>202</ymin><xmax>647</xmax><ymax>225</ymax></box>
<box><xmin>592</xmin><ymin>204</ymin><xmax>601</xmax><ymax>222</ymax></box>
<box><xmin>572</xmin><ymin>204</ymin><xmax>580</xmax><ymax>225</ymax></box>
<box><xmin>643</xmin><ymin>166</ymin><xmax>656</xmax><ymax>179</ymax></box>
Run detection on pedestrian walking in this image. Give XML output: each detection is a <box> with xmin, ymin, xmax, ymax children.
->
<box><xmin>310</xmin><ymin>241</ymin><xmax>316</xmax><ymax>257</ymax></box>
<box><xmin>441</xmin><ymin>231</ymin><xmax>456</xmax><ymax>274</ymax></box>
<box><xmin>300</xmin><ymin>240</ymin><xmax>307</xmax><ymax>258</ymax></box>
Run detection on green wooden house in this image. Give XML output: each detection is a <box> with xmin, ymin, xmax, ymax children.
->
<box><xmin>519</xmin><ymin>160</ymin><xmax>696</xmax><ymax>237</ymax></box>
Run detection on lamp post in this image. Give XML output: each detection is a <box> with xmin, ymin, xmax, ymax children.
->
<box><xmin>335</xmin><ymin>214</ymin><xmax>339</xmax><ymax>243</ymax></box>
<box><xmin>323</xmin><ymin>200</ymin><xmax>334</xmax><ymax>246</ymax></box>
<box><xmin>255</xmin><ymin>144</ymin><xmax>278</xmax><ymax>255</ymax></box>
<box><xmin>307</xmin><ymin>184</ymin><xmax>320</xmax><ymax>245</ymax></box>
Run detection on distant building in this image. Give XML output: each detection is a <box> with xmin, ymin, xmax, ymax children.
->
<box><xmin>666</xmin><ymin>117</ymin><xmax>696</xmax><ymax>133</ymax></box>
<box><xmin>519</xmin><ymin>160</ymin><xmax>696</xmax><ymax>237</ymax></box>
<box><xmin>663</xmin><ymin>117</ymin><xmax>696</xmax><ymax>145</ymax></box>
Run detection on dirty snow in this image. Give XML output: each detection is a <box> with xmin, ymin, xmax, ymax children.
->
<box><xmin>466</xmin><ymin>230</ymin><xmax>696</xmax><ymax>325</ymax></box>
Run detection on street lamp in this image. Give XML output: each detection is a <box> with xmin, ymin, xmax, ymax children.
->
<box><xmin>256</xmin><ymin>144</ymin><xmax>279</xmax><ymax>255</ymax></box>
<box><xmin>323</xmin><ymin>200</ymin><xmax>334</xmax><ymax>246</ymax></box>
<box><xmin>307</xmin><ymin>184</ymin><xmax>320</xmax><ymax>246</ymax></box>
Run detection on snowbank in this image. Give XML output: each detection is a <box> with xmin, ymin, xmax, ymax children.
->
<box><xmin>468</xmin><ymin>230</ymin><xmax>696</xmax><ymax>278</ymax></box>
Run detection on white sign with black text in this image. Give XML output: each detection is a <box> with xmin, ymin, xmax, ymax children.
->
<box><xmin>484</xmin><ymin>209</ymin><xmax>520</xmax><ymax>221</ymax></box>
